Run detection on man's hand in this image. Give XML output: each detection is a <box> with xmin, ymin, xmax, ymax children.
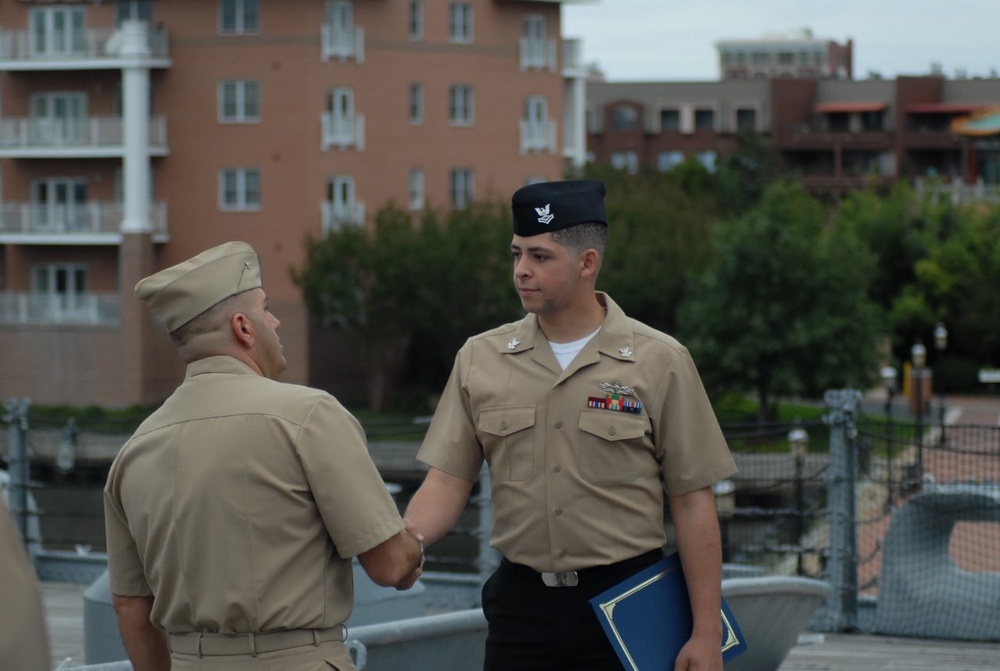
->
<box><xmin>394</xmin><ymin>533</ymin><xmax>426</xmax><ymax>590</ymax></box>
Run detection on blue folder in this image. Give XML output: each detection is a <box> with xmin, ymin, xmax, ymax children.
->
<box><xmin>589</xmin><ymin>553</ymin><xmax>748</xmax><ymax>670</ymax></box>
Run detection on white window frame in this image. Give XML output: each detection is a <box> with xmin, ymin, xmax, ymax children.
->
<box><xmin>520</xmin><ymin>95</ymin><xmax>555</xmax><ymax>153</ymax></box>
<box><xmin>30</xmin><ymin>92</ymin><xmax>87</xmax><ymax>144</ymax></box>
<box><xmin>657</xmin><ymin>151</ymin><xmax>685</xmax><ymax>172</ymax></box>
<box><xmin>29</xmin><ymin>7</ymin><xmax>85</xmax><ymax>57</ymax></box>
<box><xmin>218</xmin><ymin>80</ymin><xmax>260</xmax><ymax>123</ymax></box>
<box><xmin>409</xmin><ymin>168</ymin><xmax>425</xmax><ymax>210</ymax></box>
<box><xmin>610</xmin><ymin>151</ymin><xmax>638</xmax><ymax>174</ymax></box>
<box><xmin>324</xmin><ymin>175</ymin><xmax>364</xmax><ymax>233</ymax></box>
<box><xmin>408</xmin><ymin>0</ymin><xmax>423</xmax><ymax>40</ymax></box>
<box><xmin>408</xmin><ymin>83</ymin><xmax>424</xmax><ymax>125</ymax></box>
<box><xmin>219</xmin><ymin>0</ymin><xmax>259</xmax><ymax>35</ymax></box>
<box><xmin>31</xmin><ymin>178</ymin><xmax>88</xmax><ymax>231</ymax></box>
<box><xmin>323</xmin><ymin>87</ymin><xmax>364</xmax><ymax>150</ymax></box>
<box><xmin>116</xmin><ymin>0</ymin><xmax>153</xmax><ymax>25</ymax></box>
<box><xmin>450</xmin><ymin>168</ymin><xmax>473</xmax><ymax>209</ymax></box>
<box><xmin>520</xmin><ymin>14</ymin><xmax>554</xmax><ymax>71</ymax></box>
<box><xmin>448</xmin><ymin>3</ymin><xmax>474</xmax><ymax>44</ymax></box>
<box><xmin>449</xmin><ymin>85</ymin><xmax>474</xmax><ymax>126</ymax></box>
<box><xmin>219</xmin><ymin>168</ymin><xmax>261</xmax><ymax>211</ymax></box>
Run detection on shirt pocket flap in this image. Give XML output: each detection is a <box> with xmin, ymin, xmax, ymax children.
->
<box><xmin>478</xmin><ymin>406</ymin><xmax>536</xmax><ymax>437</ymax></box>
<box><xmin>578</xmin><ymin>411</ymin><xmax>647</xmax><ymax>442</ymax></box>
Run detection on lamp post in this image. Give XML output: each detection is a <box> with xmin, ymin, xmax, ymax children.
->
<box><xmin>788</xmin><ymin>427</ymin><xmax>809</xmax><ymax>575</ymax></box>
<box><xmin>880</xmin><ymin>366</ymin><xmax>897</xmax><ymax>510</ymax></box>
<box><xmin>911</xmin><ymin>341</ymin><xmax>927</xmax><ymax>488</ymax></box>
<box><xmin>934</xmin><ymin>322</ymin><xmax>948</xmax><ymax>445</ymax></box>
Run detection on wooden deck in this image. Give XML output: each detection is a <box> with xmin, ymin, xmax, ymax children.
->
<box><xmin>42</xmin><ymin>581</ymin><xmax>1000</xmax><ymax>670</ymax></box>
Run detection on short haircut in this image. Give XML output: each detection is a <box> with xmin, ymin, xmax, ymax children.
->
<box><xmin>169</xmin><ymin>292</ymin><xmax>244</xmax><ymax>347</ymax></box>
<box><xmin>551</xmin><ymin>222</ymin><xmax>608</xmax><ymax>260</ymax></box>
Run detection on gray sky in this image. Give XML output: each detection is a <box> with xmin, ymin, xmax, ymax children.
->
<box><xmin>562</xmin><ymin>0</ymin><xmax>998</xmax><ymax>81</ymax></box>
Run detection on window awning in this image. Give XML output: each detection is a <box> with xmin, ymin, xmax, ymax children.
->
<box><xmin>951</xmin><ymin>105</ymin><xmax>1000</xmax><ymax>137</ymax></box>
<box><xmin>815</xmin><ymin>102</ymin><xmax>887</xmax><ymax>113</ymax></box>
<box><xmin>907</xmin><ymin>103</ymin><xmax>990</xmax><ymax>114</ymax></box>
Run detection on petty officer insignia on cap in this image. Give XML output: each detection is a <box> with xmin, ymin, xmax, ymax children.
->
<box><xmin>535</xmin><ymin>204</ymin><xmax>554</xmax><ymax>224</ymax></box>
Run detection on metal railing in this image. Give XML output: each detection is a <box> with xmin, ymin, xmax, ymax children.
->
<box><xmin>0</xmin><ymin>26</ymin><xmax>169</xmax><ymax>63</ymax></box>
<box><xmin>0</xmin><ymin>202</ymin><xmax>167</xmax><ymax>237</ymax></box>
<box><xmin>0</xmin><ymin>292</ymin><xmax>121</xmax><ymax>326</ymax></box>
<box><xmin>0</xmin><ymin>116</ymin><xmax>168</xmax><ymax>151</ymax></box>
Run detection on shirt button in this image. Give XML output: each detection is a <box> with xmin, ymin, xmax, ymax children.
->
<box><xmin>553</xmin><ymin>465</ymin><xmax>562</xmax><ymax>473</ymax></box>
<box><xmin>554</xmin><ymin>421</ymin><xmax>563</xmax><ymax>429</ymax></box>
<box><xmin>608</xmin><ymin>426</ymin><xmax>617</xmax><ymax>436</ymax></box>
<box><xmin>554</xmin><ymin>509</ymin><xmax>563</xmax><ymax>516</ymax></box>
<box><xmin>499</xmin><ymin>421</ymin><xmax>508</xmax><ymax>432</ymax></box>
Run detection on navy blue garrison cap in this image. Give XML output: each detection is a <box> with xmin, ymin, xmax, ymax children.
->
<box><xmin>511</xmin><ymin>179</ymin><xmax>607</xmax><ymax>237</ymax></box>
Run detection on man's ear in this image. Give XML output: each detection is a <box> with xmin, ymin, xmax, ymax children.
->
<box><xmin>231</xmin><ymin>311</ymin><xmax>255</xmax><ymax>349</ymax></box>
<box><xmin>579</xmin><ymin>248</ymin><xmax>600</xmax><ymax>278</ymax></box>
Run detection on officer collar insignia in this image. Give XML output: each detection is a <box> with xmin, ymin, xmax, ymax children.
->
<box><xmin>619</xmin><ymin>346</ymin><xmax>633</xmax><ymax>358</ymax></box>
<box><xmin>588</xmin><ymin>382</ymin><xmax>642</xmax><ymax>414</ymax></box>
<box><xmin>535</xmin><ymin>204</ymin><xmax>554</xmax><ymax>225</ymax></box>
<box><xmin>507</xmin><ymin>338</ymin><xmax>521</xmax><ymax>350</ymax></box>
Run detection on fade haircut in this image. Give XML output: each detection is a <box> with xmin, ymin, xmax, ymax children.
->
<box><xmin>551</xmin><ymin>222</ymin><xmax>608</xmax><ymax>262</ymax></box>
<box><xmin>169</xmin><ymin>292</ymin><xmax>244</xmax><ymax>347</ymax></box>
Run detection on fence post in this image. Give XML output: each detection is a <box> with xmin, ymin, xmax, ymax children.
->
<box><xmin>3</xmin><ymin>397</ymin><xmax>32</xmax><ymax>544</ymax></box>
<box><xmin>823</xmin><ymin>388</ymin><xmax>861</xmax><ymax>632</ymax></box>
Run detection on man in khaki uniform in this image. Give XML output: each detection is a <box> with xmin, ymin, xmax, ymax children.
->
<box><xmin>104</xmin><ymin>241</ymin><xmax>423</xmax><ymax>671</ymax></box>
<box><xmin>0</xmin><ymin>497</ymin><xmax>50</xmax><ymax>670</ymax></box>
<box><xmin>405</xmin><ymin>180</ymin><xmax>737</xmax><ymax>670</ymax></box>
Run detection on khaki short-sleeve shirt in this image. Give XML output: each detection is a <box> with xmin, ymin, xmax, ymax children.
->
<box><xmin>104</xmin><ymin>356</ymin><xmax>404</xmax><ymax>633</ymax></box>
<box><xmin>418</xmin><ymin>293</ymin><xmax>737</xmax><ymax>572</ymax></box>
<box><xmin>0</xmin><ymin>498</ymin><xmax>50</xmax><ymax>670</ymax></box>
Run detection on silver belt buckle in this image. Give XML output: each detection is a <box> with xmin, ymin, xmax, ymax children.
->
<box><xmin>541</xmin><ymin>571</ymin><xmax>579</xmax><ymax>587</ymax></box>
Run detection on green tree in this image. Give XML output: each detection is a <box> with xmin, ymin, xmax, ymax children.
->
<box><xmin>293</xmin><ymin>202</ymin><xmax>520</xmax><ymax>410</ymax></box>
<box><xmin>715</xmin><ymin>132</ymin><xmax>783</xmax><ymax>215</ymax></box>
<box><xmin>680</xmin><ymin>182</ymin><xmax>883</xmax><ymax>420</ymax></box>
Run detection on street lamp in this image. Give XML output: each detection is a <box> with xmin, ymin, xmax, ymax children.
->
<box><xmin>911</xmin><ymin>340</ymin><xmax>927</xmax><ymax>489</ymax></box>
<box><xmin>880</xmin><ymin>366</ymin><xmax>898</xmax><ymax>509</ymax></box>
<box><xmin>934</xmin><ymin>322</ymin><xmax>948</xmax><ymax>444</ymax></box>
<box><xmin>788</xmin><ymin>427</ymin><xmax>809</xmax><ymax>575</ymax></box>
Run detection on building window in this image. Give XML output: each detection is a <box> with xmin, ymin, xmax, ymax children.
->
<box><xmin>219</xmin><ymin>0</ymin><xmax>259</xmax><ymax>35</ymax></box>
<box><xmin>611</xmin><ymin>106</ymin><xmax>638</xmax><ymax>131</ymax></box>
<box><xmin>409</xmin><ymin>83</ymin><xmax>424</xmax><ymax>125</ymax></box>
<box><xmin>694</xmin><ymin>109</ymin><xmax>715</xmax><ymax>131</ymax></box>
<box><xmin>449</xmin><ymin>85</ymin><xmax>474</xmax><ymax>126</ymax></box>
<box><xmin>610</xmin><ymin>151</ymin><xmax>638</xmax><ymax>174</ymax></box>
<box><xmin>218</xmin><ymin>80</ymin><xmax>260</xmax><ymax>122</ymax></box>
<box><xmin>449</xmin><ymin>3</ymin><xmax>473</xmax><ymax>43</ymax></box>
<box><xmin>32</xmin><ymin>179</ymin><xmax>88</xmax><ymax>231</ymax></box>
<box><xmin>660</xmin><ymin>109</ymin><xmax>680</xmax><ymax>131</ymax></box>
<box><xmin>409</xmin><ymin>169</ymin><xmax>425</xmax><ymax>210</ymax></box>
<box><xmin>657</xmin><ymin>151</ymin><xmax>685</xmax><ymax>172</ymax></box>
<box><xmin>409</xmin><ymin>0</ymin><xmax>423</xmax><ymax>40</ymax></box>
<box><xmin>861</xmin><ymin>110</ymin><xmax>885</xmax><ymax>132</ymax></box>
<box><xmin>219</xmin><ymin>168</ymin><xmax>261</xmax><ymax>210</ymax></box>
<box><xmin>29</xmin><ymin>7</ymin><xmax>85</xmax><ymax>56</ymax></box>
<box><xmin>116</xmin><ymin>0</ymin><xmax>153</xmax><ymax>25</ymax></box>
<box><xmin>450</xmin><ymin>168</ymin><xmax>474</xmax><ymax>208</ymax></box>
<box><xmin>697</xmin><ymin>151</ymin><xmax>717</xmax><ymax>173</ymax></box>
<box><xmin>736</xmin><ymin>108</ymin><xmax>757</xmax><ymax>132</ymax></box>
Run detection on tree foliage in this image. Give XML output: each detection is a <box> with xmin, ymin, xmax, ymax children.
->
<box><xmin>680</xmin><ymin>182</ymin><xmax>883</xmax><ymax>420</ymax></box>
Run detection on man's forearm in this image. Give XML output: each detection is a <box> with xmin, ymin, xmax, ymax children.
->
<box><xmin>403</xmin><ymin>467</ymin><xmax>475</xmax><ymax>546</ymax></box>
<box><xmin>112</xmin><ymin>594</ymin><xmax>170</xmax><ymax>671</ymax></box>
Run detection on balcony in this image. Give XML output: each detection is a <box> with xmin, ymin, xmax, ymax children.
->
<box><xmin>520</xmin><ymin>37</ymin><xmax>557</xmax><ymax>72</ymax></box>
<box><xmin>775</xmin><ymin>124</ymin><xmax>894</xmax><ymax>151</ymax></box>
<box><xmin>0</xmin><ymin>26</ymin><xmax>170</xmax><ymax>71</ymax></box>
<box><xmin>321</xmin><ymin>25</ymin><xmax>364</xmax><ymax>63</ymax></box>
<box><xmin>0</xmin><ymin>292</ymin><xmax>120</xmax><ymax>326</ymax></box>
<box><xmin>0</xmin><ymin>116</ymin><xmax>168</xmax><ymax>158</ymax></box>
<box><xmin>561</xmin><ymin>38</ymin><xmax>586</xmax><ymax>77</ymax></box>
<box><xmin>321</xmin><ymin>201</ymin><xmax>365</xmax><ymax>235</ymax></box>
<box><xmin>520</xmin><ymin>119</ymin><xmax>557</xmax><ymax>154</ymax></box>
<box><xmin>0</xmin><ymin>202</ymin><xmax>169</xmax><ymax>244</ymax></box>
<box><xmin>321</xmin><ymin>113</ymin><xmax>365</xmax><ymax>151</ymax></box>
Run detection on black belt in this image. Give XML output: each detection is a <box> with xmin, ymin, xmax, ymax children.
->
<box><xmin>500</xmin><ymin>549</ymin><xmax>663</xmax><ymax>588</ymax></box>
<box><xmin>169</xmin><ymin>626</ymin><xmax>346</xmax><ymax>657</ymax></box>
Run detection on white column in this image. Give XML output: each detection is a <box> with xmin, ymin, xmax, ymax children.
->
<box><xmin>118</xmin><ymin>20</ymin><xmax>152</xmax><ymax>234</ymax></box>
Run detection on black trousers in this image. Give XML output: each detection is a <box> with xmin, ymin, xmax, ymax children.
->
<box><xmin>481</xmin><ymin>550</ymin><xmax>663</xmax><ymax>671</ymax></box>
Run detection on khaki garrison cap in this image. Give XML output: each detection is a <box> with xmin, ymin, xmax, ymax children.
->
<box><xmin>135</xmin><ymin>241</ymin><xmax>262</xmax><ymax>332</ymax></box>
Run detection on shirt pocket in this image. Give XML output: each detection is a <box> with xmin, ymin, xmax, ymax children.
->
<box><xmin>478</xmin><ymin>405</ymin><xmax>536</xmax><ymax>482</ymax></box>
<box><xmin>576</xmin><ymin>410</ymin><xmax>651</xmax><ymax>484</ymax></box>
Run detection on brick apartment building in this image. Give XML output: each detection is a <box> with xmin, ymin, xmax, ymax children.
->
<box><xmin>0</xmin><ymin>0</ymin><xmax>590</xmax><ymax>407</ymax></box>
<box><xmin>587</xmin><ymin>75</ymin><xmax>1000</xmax><ymax>198</ymax></box>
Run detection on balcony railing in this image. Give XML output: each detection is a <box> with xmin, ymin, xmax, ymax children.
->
<box><xmin>0</xmin><ymin>116</ymin><xmax>168</xmax><ymax>154</ymax></box>
<box><xmin>0</xmin><ymin>202</ymin><xmax>168</xmax><ymax>239</ymax></box>
<box><xmin>321</xmin><ymin>25</ymin><xmax>364</xmax><ymax>63</ymax></box>
<box><xmin>561</xmin><ymin>38</ymin><xmax>585</xmax><ymax>76</ymax></box>
<box><xmin>321</xmin><ymin>113</ymin><xmax>364</xmax><ymax>151</ymax></box>
<box><xmin>321</xmin><ymin>201</ymin><xmax>365</xmax><ymax>235</ymax></box>
<box><xmin>0</xmin><ymin>292</ymin><xmax>120</xmax><ymax>326</ymax></box>
<box><xmin>0</xmin><ymin>26</ymin><xmax>169</xmax><ymax>67</ymax></box>
<box><xmin>520</xmin><ymin>37</ymin><xmax>557</xmax><ymax>72</ymax></box>
<box><xmin>519</xmin><ymin>119</ymin><xmax>557</xmax><ymax>154</ymax></box>
<box><xmin>916</xmin><ymin>178</ymin><xmax>1000</xmax><ymax>205</ymax></box>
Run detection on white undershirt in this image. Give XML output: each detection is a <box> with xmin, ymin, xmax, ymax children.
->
<box><xmin>548</xmin><ymin>327</ymin><xmax>601</xmax><ymax>369</ymax></box>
